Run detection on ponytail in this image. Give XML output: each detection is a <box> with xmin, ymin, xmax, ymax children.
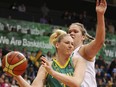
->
<box><xmin>49</xmin><ymin>29</ymin><xmax>67</xmax><ymax>46</ymax></box>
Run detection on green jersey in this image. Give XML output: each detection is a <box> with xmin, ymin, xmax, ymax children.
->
<box><xmin>46</xmin><ymin>57</ymin><xmax>74</xmax><ymax>87</ymax></box>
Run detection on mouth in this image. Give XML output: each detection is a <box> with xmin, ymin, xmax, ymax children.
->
<box><xmin>67</xmin><ymin>48</ymin><xmax>73</xmax><ymax>52</ymax></box>
<box><xmin>67</xmin><ymin>51</ymin><xmax>72</xmax><ymax>55</ymax></box>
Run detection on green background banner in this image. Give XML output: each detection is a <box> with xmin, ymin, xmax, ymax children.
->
<box><xmin>0</xmin><ymin>32</ymin><xmax>55</xmax><ymax>54</ymax></box>
<box><xmin>0</xmin><ymin>18</ymin><xmax>116</xmax><ymax>61</ymax></box>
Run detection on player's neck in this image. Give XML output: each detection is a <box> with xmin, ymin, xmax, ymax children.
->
<box><xmin>55</xmin><ymin>54</ymin><xmax>68</xmax><ymax>66</ymax></box>
<box><xmin>74</xmin><ymin>43</ymin><xmax>83</xmax><ymax>49</ymax></box>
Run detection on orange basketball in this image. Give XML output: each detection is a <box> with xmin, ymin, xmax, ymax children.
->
<box><xmin>2</xmin><ymin>51</ymin><xmax>28</xmax><ymax>76</ymax></box>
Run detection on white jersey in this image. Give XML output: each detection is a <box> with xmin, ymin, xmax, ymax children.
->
<box><xmin>72</xmin><ymin>46</ymin><xmax>97</xmax><ymax>87</ymax></box>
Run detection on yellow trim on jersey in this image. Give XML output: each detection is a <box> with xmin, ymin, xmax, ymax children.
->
<box><xmin>53</xmin><ymin>58</ymin><xmax>70</xmax><ymax>68</ymax></box>
<box><xmin>64</xmin><ymin>84</ymin><xmax>66</xmax><ymax>87</ymax></box>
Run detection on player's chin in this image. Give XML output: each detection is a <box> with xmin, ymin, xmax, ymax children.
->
<box><xmin>66</xmin><ymin>51</ymin><xmax>72</xmax><ymax>56</ymax></box>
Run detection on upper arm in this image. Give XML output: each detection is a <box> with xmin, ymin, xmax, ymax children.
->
<box><xmin>73</xmin><ymin>56</ymin><xmax>87</xmax><ymax>85</ymax></box>
<box><xmin>86</xmin><ymin>39</ymin><xmax>103</xmax><ymax>58</ymax></box>
<box><xmin>80</xmin><ymin>40</ymin><xmax>103</xmax><ymax>60</ymax></box>
<box><xmin>31</xmin><ymin>66</ymin><xmax>47</xmax><ymax>87</ymax></box>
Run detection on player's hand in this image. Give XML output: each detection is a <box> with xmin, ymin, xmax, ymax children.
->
<box><xmin>40</xmin><ymin>56</ymin><xmax>54</xmax><ymax>75</ymax></box>
<box><xmin>96</xmin><ymin>0</ymin><xmax>107</xmax><ymax>15</ymax></box>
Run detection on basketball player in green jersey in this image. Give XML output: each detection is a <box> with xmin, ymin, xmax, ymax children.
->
<box><xmin>14</xmin><ymin>29</ymin><xmax>87</xmax><ymax>87</ymax></box>
<box><xmin>40</xmin><ymin>29</ymin><xmax>87</xmax><ymax>87</ymax></box>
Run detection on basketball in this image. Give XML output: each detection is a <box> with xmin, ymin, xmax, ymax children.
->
<box><xmin>2</xmin><ymin>51</ymin><xmax>28</xmax><ymax>76</ymax></box>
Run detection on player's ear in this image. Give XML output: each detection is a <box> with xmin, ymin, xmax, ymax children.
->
<box><xmin>80</xmin><ymin>35</ymin><xmax>85</xmax><ymax>42</ymax></box>
<box><xmin>55</xmin><ymin>42</ymin><xmax>59</xmax><ymax>49</ymax></box>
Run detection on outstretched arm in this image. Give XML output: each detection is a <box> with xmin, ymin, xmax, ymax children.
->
<box><xmin>14</xmin><ymin>66</ymin><xmax>47</xmax><ymax>87</ymax></box>
<box><xmin>84</xmin><ymin>0</ymin><xmax>107</xmax><ymax>60</ymax></box>
<box><xmin>31</xmin><ymin>66</ymin><xmax>47</xmax><ymax>87</ymax></box>
<box><xmin>14</xmin><ymin>76</ymin><xmax>32</xmax><ymax>87</ymax></box>
<box><xmin>41</xmin><ymin>56</ymin><xmax>86</xmax><ymax>87</ymax></box>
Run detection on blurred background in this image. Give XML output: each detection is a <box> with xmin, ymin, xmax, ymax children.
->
<box><xmin>0</xmin><ymin>0</ymin><xmax>116</xmax><ymax>87</ymax></box>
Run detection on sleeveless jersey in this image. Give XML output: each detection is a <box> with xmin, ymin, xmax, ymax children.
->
<box><xmin>46</xmin><ymin>57</ymin><xmax>74</xmax><ymax>87</ymax></box>
<box><xmin>72</xmin><ymin>46</ymin><xmax>97</xmax><ymax>87</ymax></box>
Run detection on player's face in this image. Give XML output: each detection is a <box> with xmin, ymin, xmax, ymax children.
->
<box><xmin>56</xmin><ymin>35</ymin><xmax>74</xmax><ymax>57</ymax></box>
<box><xmin>68</xmin><ymin>24</ymin><xmax>84</xmax><ymax>47</ymax></box>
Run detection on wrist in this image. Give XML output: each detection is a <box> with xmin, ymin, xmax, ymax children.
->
<box><xmin>49</xmin><ymin>68</ymin><xmax>55</xmax><ymax>76</ymax></box>
<box><xmin>97</xmin><ymin>13</ymin><xmax>104</xmax><ymax>17</ymax></box>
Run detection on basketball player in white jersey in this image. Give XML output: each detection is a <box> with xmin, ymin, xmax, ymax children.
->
<box><xmin>68</xmin><ymin>0</ymin><xmax>107</xmax><ymax>87</ymax></box>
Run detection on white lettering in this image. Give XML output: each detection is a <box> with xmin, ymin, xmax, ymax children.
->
<box><xmin>10</xmin><ymin>37</ymin><xmax>22</xmax><ymax>46</ymax></box>
<box><xmin>0</xmin><ymin>23</ymin><xmax>4</xmax><ymax>31</ymax></box>
<box><xmin>22</xmin><ymin>38</ymin><xmax>52</xmax><ymax>49</ymax></box>
<box><xmin>0</xmin><ymin>36</ymin><xmax>9</xmax><ymax>44</ymax></box>
<box><xmin>115</xmin><ymin>51</ymin><xmax>116</xmax><ymax>57</ymax></box>
<box><xmin>30</xmin><ymin>28</ymin><xmax>45</xmax><ymax>35</ymax></box>
<box><xmin>105</xmin><ymin>50</ymin><xmax>114</xmax><ymax>57</ymax></box>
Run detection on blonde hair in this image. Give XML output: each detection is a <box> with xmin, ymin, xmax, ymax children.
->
<box><xmin>49</xmin><ymin>29</ymin><xmax>67</xmax><ymax>46</ymax></box>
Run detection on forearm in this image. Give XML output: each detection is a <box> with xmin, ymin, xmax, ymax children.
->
<box><xmin>14</xmin><ymin>67</ymin><xmax>46</xmax><ymax>87</ymax></box>
<box><xmin>14</xmin><ymin>76</ymin><xmax>31</xmax><ymax>87</ymax></box>
<box><xmin>51</xmin><ymin>70</ymin><xmax>80</xmax><ymax>87</ymax></box>
<box><xmin>95</xmin><ymin>0</ymin><xmax>107</xmax><ymax>44</ymax></box>
<box><xmin>96</xmin><ymin>13</ymin><xmax>105</xmax><ymax>43</ymax></box>
<box><xmin>31</xmin><ymin>74</ymin><xmax>45</xmax><ymax>87</ymax></box>
<box><xmin>31</xmin><ymin>66</ymin><xmax>47</xmax><ymax>87</ymax></box>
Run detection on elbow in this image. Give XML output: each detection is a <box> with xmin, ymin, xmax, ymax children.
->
<box><xmin>95</xmin><ymin>39</ymin><xmax>105</xmax><ymax>47</ymax></box>
<box><xmin>101</xmin><ymin>38</ymin><xmax>105</xmax><ymax>44</ymax></box>
<box><xmin>101</xmin><ymin>40</ymin><xmax>105</xmax><ymax>48</ymax></box>
<box><xmin>99</xmin><ymin>40</ymin><xmax>105</xmax><ymax>47</ymax></box>
<box><xmin>96</xmin><ymin>35</ymin><xmax>105</xmax><ymax>44</ymax></box>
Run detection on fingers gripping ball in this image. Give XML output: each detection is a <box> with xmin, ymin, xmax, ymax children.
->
<box><xmin>2</xmin><ymin>51</ymin><xmax>28</xmax><ymax>76</ymax></box>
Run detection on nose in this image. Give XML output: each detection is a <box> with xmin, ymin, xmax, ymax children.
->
<box><xmin>70</xmin><ymin>31</ymin><xmax>74</xmax><ymax>35</ymax></box>
<box><xmin>69</xmin><ymin>43</ymin><xmax>73</xmax><ymax>48</ymax></box>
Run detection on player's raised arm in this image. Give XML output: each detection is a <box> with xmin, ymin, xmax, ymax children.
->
<box><xmin>84</xmin><ymin>0</ymin><xmax>107</xmax><ymax>59</ymax></box>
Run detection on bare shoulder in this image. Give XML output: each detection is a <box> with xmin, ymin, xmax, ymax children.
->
<box><xmin>72</xmin><ymin>55</ymin><xmax>86</xmax><ymax>67</ymax></box>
